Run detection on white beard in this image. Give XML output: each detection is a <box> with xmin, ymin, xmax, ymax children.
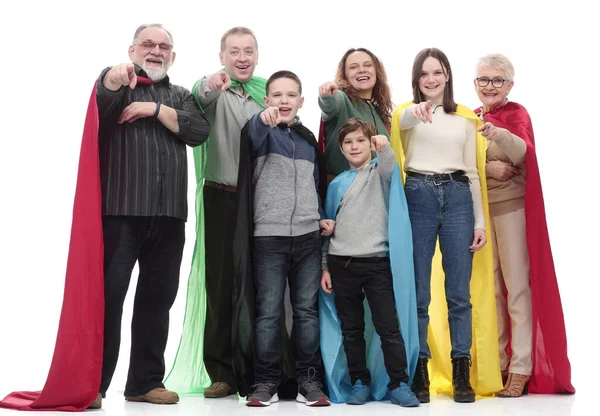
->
<box><xmin>141</xmin><ymin>59</ymin><xmax>171</xmax><ymax>82</ymax></box>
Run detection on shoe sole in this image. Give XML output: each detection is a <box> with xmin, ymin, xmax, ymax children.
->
<box><xmin>415</xmin><ymin>393</ymin><xmax>430</xmax><ymax>403</ymax></box>
<box><xmin>204</xmin><ymin>392</ymin><xmax>234</xmax><ymax>398</ymax></box>
<box><xmin>296</xmin><ymin>394</ymin><xmax>331</xmax><ymax>406</ymax></box>
<box><xmin>391</xmin><ymin>397</ymin><xmax>420</xmax><ymax>407</ymax></box>
<box><xmin>454</xmin><ymin>396</ymin><xmax>475</xmax><ymax>403</ymax></box>
<box><xmin>204</xmin><ymin>389</ymin><xmax>234</xmax><ymax>398</ymax></box>
<box><xmin>246</xmin><ymin>393</ymin><xmax>279</xmax><ymax>407</ymax></box>
<box><xmin>125</xmin><ymin>396</ymin><xmax>179</xmax><ymax>404</ymax></box>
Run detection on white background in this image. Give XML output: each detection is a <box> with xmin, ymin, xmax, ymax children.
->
<box><xmin>0</xmin><ymin>0</ymin><xmax>596</xmax><ymax>413</ymax></box>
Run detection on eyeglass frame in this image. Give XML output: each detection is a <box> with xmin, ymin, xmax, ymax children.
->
<box><xmin>476</xmin><ymin>77</ymin><xmax>511</xmax><ymax>88</ymax></box>
<box><xmin>133</xmin><ymin>41</ymin><xmax>174</xmax><ymax>52</ymax></box>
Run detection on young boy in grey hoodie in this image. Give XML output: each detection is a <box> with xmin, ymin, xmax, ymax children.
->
<box><xmin>243</xmin><ymin>70</ymin><xmax>333</xmax><ymax>407</ymax></box>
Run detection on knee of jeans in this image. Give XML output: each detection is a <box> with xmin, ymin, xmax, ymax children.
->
<box><xmin>373</xmin><ymin>323</ymin><xmax>401</xmax><ymax>340</ymax></box>
<box><xmin>416</xmin><ymin>292</ymin><xmax>432</xmax><ymax>309</ymax></box>
<box><xmin>447</xmin><ymin>298</ymin><xmax>472</xmax><ymax>312</ymax></box>
<box><xmin>293</xmin><ymin>290</ymin><xmax>319</xmax><ymax>311</ymax></box>
<box><xmin>340</xmin><ymin>320</ymin><xmax>366</xmax><ymax>335</ymax></box>
<box><xmin>340</xmin><ymin>328</ymin><xmax>365</xmax><ymax>340</ymax></box>
<box><xmin>256</xmin><ymin>297</ymin><xmax>284</xmax><ymax>320</ymax></box>
<box><xmin>293</xmin><ymin>303</ymin><xmax>319</xmax><ymax>323</ymax></box>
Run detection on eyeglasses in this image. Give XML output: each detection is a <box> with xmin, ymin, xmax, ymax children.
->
<box><xmin>476</xmin><ymin>77</ymin><xmax>509</xmax><ymax>88</ymax></box>
<box><xmin>134</xmin><ymin>41</ymin><xmax>173</xmax><ymax>51</ymax></box>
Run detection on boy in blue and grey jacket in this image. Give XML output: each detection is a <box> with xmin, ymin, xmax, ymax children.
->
<box><xmin>242</xmin><ymin>71</ymin><xmax>333</xmax><ymax>408</ymax></box>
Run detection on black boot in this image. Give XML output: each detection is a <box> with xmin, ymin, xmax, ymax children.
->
<box><xmin>452</xmin><ymin>357</ymin><xmax>475</xmax><ymax>403</ymax></box>
<box><xmin>411</xmin><ymin>358</ymin><xmax>430</xmax><ymax>403</ymax></box>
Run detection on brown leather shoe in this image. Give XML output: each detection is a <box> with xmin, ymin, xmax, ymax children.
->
<box><xmin>88</xmin><ymin>393</ymin><xmax>102</xmax><ymax>409</ymax></box>
<box><xmin>204</xmin><ymin>382</ymin><xmax>235</xmax><ymax>398</ymax></box>
<box><xmin>125</xmin><ymin>388</ymin><xmax>179</xmax><ymax>404</ymax></box>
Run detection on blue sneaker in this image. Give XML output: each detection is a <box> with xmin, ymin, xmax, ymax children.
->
<box><xmin>347</xmin><ymin>380</ymin><xmax>370</xmax><ymax>405</ymax></box>
<box><xmin>390</xmin><ymin>382</ymin><xmax>420</xmax><ymax>407</ymax></box>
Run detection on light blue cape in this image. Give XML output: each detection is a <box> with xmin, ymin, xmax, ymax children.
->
<box><xmin>319</xmin><ymin>160</ymin><xmax>419</xmax><ymax>403</ymax></box>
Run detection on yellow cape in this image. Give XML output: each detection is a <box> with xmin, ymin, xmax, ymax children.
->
<box><xmin>390</xmin><ymin>102</ymin><xmax>502</xmax><ymax>397</ymax></box>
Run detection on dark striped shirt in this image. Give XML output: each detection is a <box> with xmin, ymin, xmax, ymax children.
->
<box><xmin>96</xmin><ymin>66</ymin><xmax>210</xmax><ymax>220</ymax></box>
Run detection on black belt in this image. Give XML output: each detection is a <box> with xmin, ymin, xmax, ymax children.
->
<box><xmin>204</xmin><ymin>180</ymin><xmax>237</xmax><ymax>192</ymax></box>
<box><xmin>330</xmin><ymin>255</ymin><xmax>389</xmax><ymax>265</ymax></box>
<box><xmin>406</xmin><ymin>170</ymin><xmax>469</xmax><ymax>183</ymax></box>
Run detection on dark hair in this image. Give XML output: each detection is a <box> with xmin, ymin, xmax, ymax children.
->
<box><xmin>220</xmin><ymin>26</ymin><xmax>258</xmax><ymax>52</ymax></box>
<box><xmin>335</xmin><ymin>48</ymin><xmax>392</xmax><ymax>130</ymax></box>
<box><xmin>337</xmin><ymin>118</ymin><xmax>376</xmax><ymax>146</ymax></box>
<box><xmin>411</xmin><ymin>48</ymin><xmax>457</xmax><ymax>113</ymax></box>
<box><xmin>266</xmin><ymin>70</ymin><xmax>302</xmax><ymax>95</ymax></box>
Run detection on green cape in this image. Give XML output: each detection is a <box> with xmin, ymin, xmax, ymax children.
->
<box><xmin>164</xmin><ymin>73</ymin><xmax>266</xmax><ymax>394</ymax></box>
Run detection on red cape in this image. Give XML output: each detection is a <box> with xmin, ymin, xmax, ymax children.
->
<box><xmin>476</xmin><ymin>102</ymin><xmax>575</xmax><ymax>394</ymax></box>
<box><xmin>317</xmin><ymin>118</ymin><xmax>325</xmax><ymax>153</ymax></box>
<box><xmin>0</xmin><ymin>84</ymin><xmax>104</xmax><ymax>411</ymax></box>
<box><xmin>1</xmin><ymin>77</ymin><xmax>154</xmax><ymax>411</ymax></box>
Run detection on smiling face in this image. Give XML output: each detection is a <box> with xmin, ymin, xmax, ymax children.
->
<box><xmin>344</xmin><ymin>51</ymin><xmax>377</xmax><ymax>99</ymax></box>
<box><xmin>418</xmin><ymin>56</ymin><xmax>448</xmax><ymax>105</ymax></box>
<box><xmin>264</xmin><ymin>77</ymin><xmax>304</xmax><ymax>126</ymax></box>
<box><xmin>128</xmin><ymin>26</ymin><xmax>175</xmax><ymax>82</ymax></box>
<box><xmin>340</xmin><ymin>128</ymin><xmax>372</xmax><ymax>169</ymax></box>
<box><xmin>475</xmin><ymin>66</ymin><xmax>513</xmax><ymax>112</ymax></box>
<box><xmin>219</xmin><ymin>34</ymin><xmax>257</xmax><ymax>83</ymax></box>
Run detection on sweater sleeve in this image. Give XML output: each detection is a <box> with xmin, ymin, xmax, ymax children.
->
<box><xmin>376</xmin><ymin>143</ymin><xmax>395</xmax><ymax>181</ymax></box>
<box><xmin>399</xmin><ymin>104</ymin><xmax>422</xmax><ymax>130</ymax></box>
<box><xmin>318</xmin><ymin>91</ymin><xmax>345</xmax><ymax>122</ymax></box>
<box><xmin>494</xmin><ymin>131</ymin><xmax>527</xmax><ymax>165</ymax></box>
<box><xmin>464</xmin><ymin>119</ymin><xmax>485</xmax><ymax>230</ymax></box>
<box><xmin>321</xmin><ymin>240</ymin><xmax>329</xmax><ymax>270</ymax></box>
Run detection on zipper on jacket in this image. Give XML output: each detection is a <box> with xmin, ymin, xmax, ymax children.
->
<box><xmin>289</xmin><ymin>128</ymin><xmax>297</xmax><ymax>236</ymax></box>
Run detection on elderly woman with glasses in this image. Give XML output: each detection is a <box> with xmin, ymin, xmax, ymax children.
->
<box><xmin>474</xmin><ymin>54</ymin><xmax>575</xmax><ymax>397</ymax></box>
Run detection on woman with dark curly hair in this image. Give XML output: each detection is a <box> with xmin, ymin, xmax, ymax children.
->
<box><xmin>318</xmin><ymin>48</ymin><xmax>392</xmax><ymax>181</ymax></box>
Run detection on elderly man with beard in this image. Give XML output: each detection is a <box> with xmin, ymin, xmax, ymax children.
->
<box><xmin>89</xmin><ymin>23</ymin><xmax>210</xmax><ymax>409</ymax></box>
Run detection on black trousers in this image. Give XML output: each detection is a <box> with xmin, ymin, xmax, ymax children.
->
<box><xmin>328</xmin><ymin>255</ymin><xmax>409</xmax><ymax>389</ymax></box>
<box><xmin>203</xmin><ymin>185</ymin><xmax>238</xmax><ymax>388</ymax></box>
<box><xmin>99</xmin><ymin>215</ymin><xmax>185</xmax><ymax>397</ymax></box>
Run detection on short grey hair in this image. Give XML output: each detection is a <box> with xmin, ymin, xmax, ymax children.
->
<box><xmin>476</xmin><ymin>53</ymin><xmax>514</xmax><ymax>82</ymax></box>
<box><xmin>132</xmin><ymin>23</ymin><xmax>174</xmax><ymax>46</ymax></box>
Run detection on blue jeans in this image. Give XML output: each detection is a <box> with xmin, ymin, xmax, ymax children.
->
<box><xmin>253</xmin><ymin>230</ymin><xmax>323</xmax><ymax>383</ymax></box>
<box><xmin>404</xmin><ymin>176</ymin><xmax>474</xmax><ymax>359</ymax></box>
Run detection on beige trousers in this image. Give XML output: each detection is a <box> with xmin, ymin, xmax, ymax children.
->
<box><xmin>490</xmin><ymin>208</ymin><xmax>533</xmax><ymax>375</ymax></box>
